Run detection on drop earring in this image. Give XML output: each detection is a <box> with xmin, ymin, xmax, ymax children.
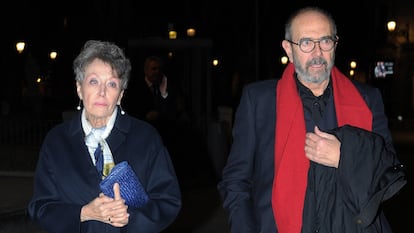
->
<box><xmin>76</xmin><ymin>100</ymin><xmax>82</xmax><ymax>110</ymax></box>
<box><xmin>119</xmin><ymin>105</ymin><xmax>125</xmax><ymax>115</ymax></box>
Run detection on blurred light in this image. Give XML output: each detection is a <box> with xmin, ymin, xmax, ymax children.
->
<box><xmin>397</xmin><ymin>115</ymin><xmax>403</xmax><ymax>121</ymax></box>
<box><xmin>168</xmin><ymin>52</ymin><xmax>173</xmax><ymax>58</ymax></box>
<box><xmin>169</xmin><ymin>30</ymin><xmax>177</xmax><ymax>39</ymax></box>
<box><xmin>187</xmin><ymin>28</ymin><xmax>196</xmax><ymax>37</ymax></box>
<box><xmin>50</xmin><ymin>51</ymin><xmax>57</xmax><ymax>60</ymax></box>
<box><xmin>349</xmin><ymin>69</ymin><xmax>355</xmax><ymax>76</ymax></box>
<box><xmin>212</xmin><ymin>59</ymin><xmax>219</xmax><ymax>66</ymax></box>
<box><xmin>16</xmin><ymin>42</ymin><xmax>25</xmax><ymax>54</ymax></box>
<box><xmin>36</xmin><ymin>76</ymin><xmax>42</xmax><ymax>83</ymax></box>
<box><xmin>280</xmin><ymin>56</ymin><xmax>288</xmax><ymax>65</ymax></box>
<box><xmin>387</xmin><ymin>21</ymin><xmax>396</xmax><ymax>32</ymax></box>
<box><xmin>350</xmin><ymin>60</ymin><xmax>357</xmax><ymax>69</ymax></box>
<box><xmin>386</xmin><ymin>20</ymin><xmax>409</xmax><ymax>43</ymax></box>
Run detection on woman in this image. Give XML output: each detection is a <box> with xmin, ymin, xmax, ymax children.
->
<box><xmin>28</xmin><ymin>40</ymin><xmax>181</xmax><ymax>233</ymax></box>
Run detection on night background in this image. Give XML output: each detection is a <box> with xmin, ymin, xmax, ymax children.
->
<box><xmin>2</xmin><ymin>0</ymin><xmax>412</xmax><ymax>116</ymax></box>
<box><xmin>0</xmin><ymin>0</ymin><xmax>413</xmax><ymax>232</ymax></box>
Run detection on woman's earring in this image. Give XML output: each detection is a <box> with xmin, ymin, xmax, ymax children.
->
<box><xmin>76</xmin><ymin>100</ymin><xmax>82</xmax><ymax>110</ymax></box>
<box><xmin>119</xmin><ymin>105</ymin><xmax>125</xmax><ymax>115</ymax></box>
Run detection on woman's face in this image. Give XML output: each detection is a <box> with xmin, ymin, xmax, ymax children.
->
<box><xmin>77</xmin><ymin>58</ymin><xmax>123</xmax><ymax>125</ymax></box>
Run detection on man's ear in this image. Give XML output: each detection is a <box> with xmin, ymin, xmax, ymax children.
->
<box><xmin>282</xmin><ymin>40</ymin><xmax>293</xmax><ymax>63</ymax></box>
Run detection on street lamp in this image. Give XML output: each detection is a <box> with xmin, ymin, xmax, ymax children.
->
<box><xmin>349</xmin><ymin>60</ymin><xmax>357</xmax><ymax>79</ymax></box>
<box><xmin>387</xmin><ymin>20</ymin><xmax>409</xmax><ymax>44</ymax></box>
<box><xmin>16</xmin><ymin>41</ymin><xmax>25</xmax><ymax>54</ymax></box>
<box><xmin>280</xmin><ymin>56</ymin><xmax>288</xmax><ymax>65</ymax></box>
<box><xmin>387</xmin><ymin>21</ymin><xmax>396</xmax><ymax>32</ymax></box>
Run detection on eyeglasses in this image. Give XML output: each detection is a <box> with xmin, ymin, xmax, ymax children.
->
<box><xmin>287</xmin><ymin>36</ymin><xmax>338</xmax><ymax>53</ymax></box>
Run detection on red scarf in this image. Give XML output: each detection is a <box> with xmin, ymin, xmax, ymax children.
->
<box><xmin>272</xmin><ymin>63</ymin><xmax>372</xmax><ymax>233</ymax></box>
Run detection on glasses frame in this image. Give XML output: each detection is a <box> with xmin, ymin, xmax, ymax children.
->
<box><xmin>287</xmin><ymin>36</ymin><xmax>338</xmax><ymax>53</ymax></box>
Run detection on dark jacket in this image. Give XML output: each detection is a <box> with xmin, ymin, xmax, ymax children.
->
<box><xmin>125</xmin><ymin>77</ymin><xmax>182</xmax><ymax>129</ymax></box>
<box><xmin>302</xmin><ymin>125</ymin><xmax>406</xmax><ymax>233</ymax></box>
<box><xmin>218</xmin><ymin>79</ymin><xmax>406</xmax><ymax>233</ymax></box>
<box><xmin>28</xmin><ymin>109</ymin><xmax>181</xmax><ymax>233</ymax></box>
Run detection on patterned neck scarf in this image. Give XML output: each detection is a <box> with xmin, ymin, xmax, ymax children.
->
<box><xmin>82</xmin><ymin>108</ymin><xmax>118</xmax><ymax>179</ymax></box>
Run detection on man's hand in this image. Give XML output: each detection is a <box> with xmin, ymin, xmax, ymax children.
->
<box><xmin>305</xmin><ymin>126</ymin><xmax>341</xmax><ymax>168</ymax></box>
<box><xmin>159</xmin><ymin>75</ymin><xmax>168</xmax><ymax>97</ymax></box>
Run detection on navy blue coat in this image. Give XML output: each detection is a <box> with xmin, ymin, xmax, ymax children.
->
<box><xmin>28</xmin><ymin>109</ymin><xmax>181</xmax><ymax>233</ymax></box>
<box><xmin>218</xmin><ymin>79</ymin><xmax>406</xmax><ymax>233</ymax></box>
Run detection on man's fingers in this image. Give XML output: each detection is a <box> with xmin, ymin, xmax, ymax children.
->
<box><xmin>314</xmin><ymin>126</ymin><xmax>332</xmax><ymax>139</ymax></box>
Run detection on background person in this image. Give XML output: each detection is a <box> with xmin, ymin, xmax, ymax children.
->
<box><xmin>28</xmin><ymin>40</ymin><xmax>181</xmax><ymax>233</ymax></box>
<box><xmin>129</xmin><ymin>55</ymin><xmax>186</xmax><ymax>130</ymax></box>
<box><xmin>125</xmin><ymin>55</ymin><xmax>190</xmax><ymax>180</ymax></box>
<box><xmin>218</xmin><ymin>6</ymin><xmax>406</xmax><ymax>233</ymax></box>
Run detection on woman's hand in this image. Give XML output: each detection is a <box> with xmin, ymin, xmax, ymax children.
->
<box><xmin>81</xmin><ymin>183</ymin><xmax>129</xmax><ymax>227</ymax></box>
<box><xmin>106</xmin><ymin>183</ymin><xmax>130</xmax><ymax>227</ymax></box>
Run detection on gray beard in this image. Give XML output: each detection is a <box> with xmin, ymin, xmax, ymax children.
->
<box><xmin>292</xmin><ymin>56</ymin><xmax>333</xmax><ymax>84</ymax></box>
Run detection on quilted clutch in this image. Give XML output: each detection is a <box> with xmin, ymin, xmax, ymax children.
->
<box><xmin>99</xmin><ymin>161</ymin><xmax>149</xmax><ymax>208</ymax></box>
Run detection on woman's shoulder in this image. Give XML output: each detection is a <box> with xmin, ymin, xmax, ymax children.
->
<box><xmin>119</xmin><ymin>114</ymin><xmax>161</xmax><ymax>136</ymax></box>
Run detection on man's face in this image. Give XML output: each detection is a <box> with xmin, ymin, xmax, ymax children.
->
<box><xmin>144</xmin><ymin>60</ymin><xmax>162</xmax><ymax>84</ymax></box>
<box><xmin>282</xmin><ymin>11</ymin><xmax>336</xmax><ymax>84</ymax></box>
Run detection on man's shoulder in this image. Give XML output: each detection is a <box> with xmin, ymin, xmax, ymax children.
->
<box><xmin>241</xmin><ymin>79</ymin><xmax>278</xmax><ymax>102</ymax></box>
<box><xmin>244</xmin><ymin>79</ymin><xmax>278</xmax><ymax>91</ymax></box>
<box><xmin>350</xmin><ymin>80</ymin><xmax>380</xmax><ymax>97</ymax></box>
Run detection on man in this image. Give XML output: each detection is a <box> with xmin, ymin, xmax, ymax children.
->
<box><xmin>138</xmin><ymin>56</ymin><xmax>176</xmax><ymax>125</ymax></box>
<box><xmin>217</xmin><ymin>6</ymin><xmax>406</xmax><ymax>233</ymax></box>
<box><xmin>126</xmin><ymin>55</ymin><xmax>185</xmax><ymax>139</ymax></box>
<box><xmin>124</xmin><ymin>55</ymin><xmax>190</xmax><ymax>176</ymax></box>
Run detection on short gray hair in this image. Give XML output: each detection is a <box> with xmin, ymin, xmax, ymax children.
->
<box><xmin>73</xmin><ymin>40</ymin><xmax>131</xmax><ymax>90</ymax></box>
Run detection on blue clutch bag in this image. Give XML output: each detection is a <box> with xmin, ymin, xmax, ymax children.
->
<box><xmin>99</xmin><ymin>161</ymin><xmax>149</xmax><ymax>208</ymax></box>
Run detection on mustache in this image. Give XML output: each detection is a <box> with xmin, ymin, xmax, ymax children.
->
<box><xmin>307</xmin><ymin>57</ymin><xmax>327</xmax><ymax>66</ymax></box>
